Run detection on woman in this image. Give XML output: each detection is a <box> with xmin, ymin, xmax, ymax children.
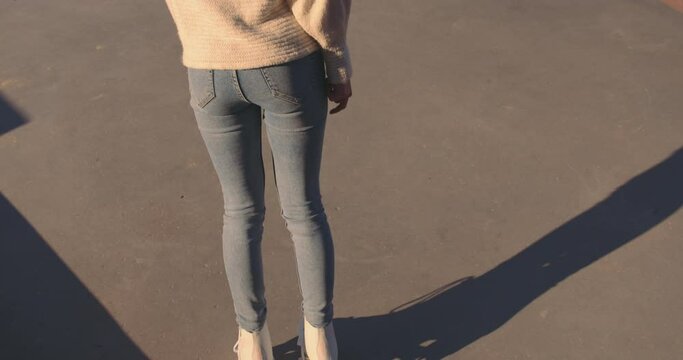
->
<box><xmin>163</xmin><ymin>0</ymin><xmax>353</xmax><ymax>359</ymax></box>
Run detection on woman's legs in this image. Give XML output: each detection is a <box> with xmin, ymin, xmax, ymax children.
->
<box><xmin>242</xmin><ymin>49</ymin><xmax>335</xmax><ymax>329</ymax></box>
<box><xmin>187</xmin><ymin>48</ymin><xmax>335</xmax><ymax>334</ymax></box>
<box><xmin>199</xmin><ymin>106</ymin><xmax>269</xmax><ymax>333</ymax></box>
<box><xmin>264</xmin><ymin>101</ymin><xmax>335</xmax><ymax>329</ymax></box>
<box><xmin>231</xmin><ymin>48</ymin><xmax>334</xmax><ymax>329</ymax></box>
<box><xmin>189</xmin><ymin>68</ymin><xmax>269</xmax><ymax>333</ymax></box>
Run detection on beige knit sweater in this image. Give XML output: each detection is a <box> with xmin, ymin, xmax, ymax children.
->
<box><xmin>164</xmin><ymin>0</ymin><xmax>353</xmax><ymax>84</ymax></box>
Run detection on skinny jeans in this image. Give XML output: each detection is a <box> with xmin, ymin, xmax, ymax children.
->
<box><xmin>186</xmin><ymin>49</ymin><xmax>335</xmax><ymax>332</ymax></box>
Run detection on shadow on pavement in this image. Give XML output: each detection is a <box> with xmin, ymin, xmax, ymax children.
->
<box><xmin>275</xmin><ymin>147</ymin><xmax>682</xmax><ymax>359</ymax></box>
<box><xmin>0</xmin><ymin>194</ymin><xmax>149</xmax><ymax>360</ymax></box>
<box><xmin>0</xmin><ymin>94</ymin><xmax>26</xmax><ymax>136</ymax></box>
<box><xmin>0</xmin><ymin>94</ymin><xmax>148</xmax><ymax>359</ymax></box>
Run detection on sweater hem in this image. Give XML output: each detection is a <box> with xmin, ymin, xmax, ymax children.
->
<box><xmin>181</xmin><ymin>43</ymin><xmax>322</xmax><ymax>71</ymax></box>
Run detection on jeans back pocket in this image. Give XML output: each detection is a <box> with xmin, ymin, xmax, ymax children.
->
<box><xmin>259</xmin><ymin>68</ymin><xmax>302</xmax><ymax>105</ymax></box>
<box><xmin>258</xmin><ymin>50</ymin><xmax>322</xmax><ymax>106</ymax></box>
<box><xmin>187</xmin><ymin>68</ymin><xmax>216</xmax><ymax>108</ymax></box>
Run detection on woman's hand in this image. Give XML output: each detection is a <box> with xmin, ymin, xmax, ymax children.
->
<box><xmin>327</xmin><ymin>80</ymin><xmax>352</xmax><ymax>114</ymax></box>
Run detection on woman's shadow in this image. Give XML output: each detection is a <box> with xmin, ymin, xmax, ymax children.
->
<box><xmin>276</xmin><ymin>147</ymin><xmax>682</xmax><ymax>359</ymax></box>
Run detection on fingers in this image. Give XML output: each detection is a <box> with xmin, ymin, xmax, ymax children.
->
<box><xmin>329</xmin><ymin>98</ymin><xmax>348</xmax><ymax>114</ymax></box>
<box><xmin>326</xmin><ymin>80</ymin><xmax>352</xmax><ymax>114</ymax></box>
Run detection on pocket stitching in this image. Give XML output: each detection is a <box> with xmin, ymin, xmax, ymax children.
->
<box><xmin>191</xmin><ymin>69</ymin><xmax>216</xmax><ymax>108</ymax></box>
<box><xmin>259</xmin><ymin>67</ymin><xmax>303</xmax><ymax>105</ymax></box>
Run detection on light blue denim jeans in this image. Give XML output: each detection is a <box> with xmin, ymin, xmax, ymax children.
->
<box><xmin>186</xmin><ymin>49</ymin><xmax>335</xmax><ymax>333</ymax></box>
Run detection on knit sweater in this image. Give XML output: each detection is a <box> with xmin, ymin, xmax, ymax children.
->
<box><xmin>164</xmin><ymin>0</ymin><xmax>353</xmax><ymax>84</ymax></box>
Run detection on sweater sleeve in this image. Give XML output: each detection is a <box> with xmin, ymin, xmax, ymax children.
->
<box><xmin>287</xmin><ymin>0</ymin><xmax>353</xmax><ymax>84</ymax></box>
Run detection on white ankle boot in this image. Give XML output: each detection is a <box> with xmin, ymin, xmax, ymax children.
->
<box><xmin>296</xmin><ymin>317</ymin><xmax>338</xmax><ymax>360</ymax></box>
<box><xmin>232</xmin><ymin>321</ymin><xmax>275</xmax><ymax>360</ymax></box>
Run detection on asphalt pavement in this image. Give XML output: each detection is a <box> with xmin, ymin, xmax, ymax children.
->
<box><xmin>1</xmin><ymin>0</ymin><xmax>682</xmax><ymax>359</ymax></box>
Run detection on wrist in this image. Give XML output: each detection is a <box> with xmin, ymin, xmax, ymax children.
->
<box><xmin>322</xmin><ymin>43</ymin><xmax>353</xmax><ymax>84</ymax></box>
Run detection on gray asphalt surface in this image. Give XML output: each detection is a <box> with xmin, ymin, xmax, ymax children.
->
<box><xmin>1</xmin><ymin>0</ymin><xmax>682</xmax><ymax>359</ymax></box>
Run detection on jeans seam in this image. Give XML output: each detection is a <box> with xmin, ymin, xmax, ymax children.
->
<box><xmin>231</xmin><ymin>69</ymin><xmax>251</xmax><ymax>104</ymax></box>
